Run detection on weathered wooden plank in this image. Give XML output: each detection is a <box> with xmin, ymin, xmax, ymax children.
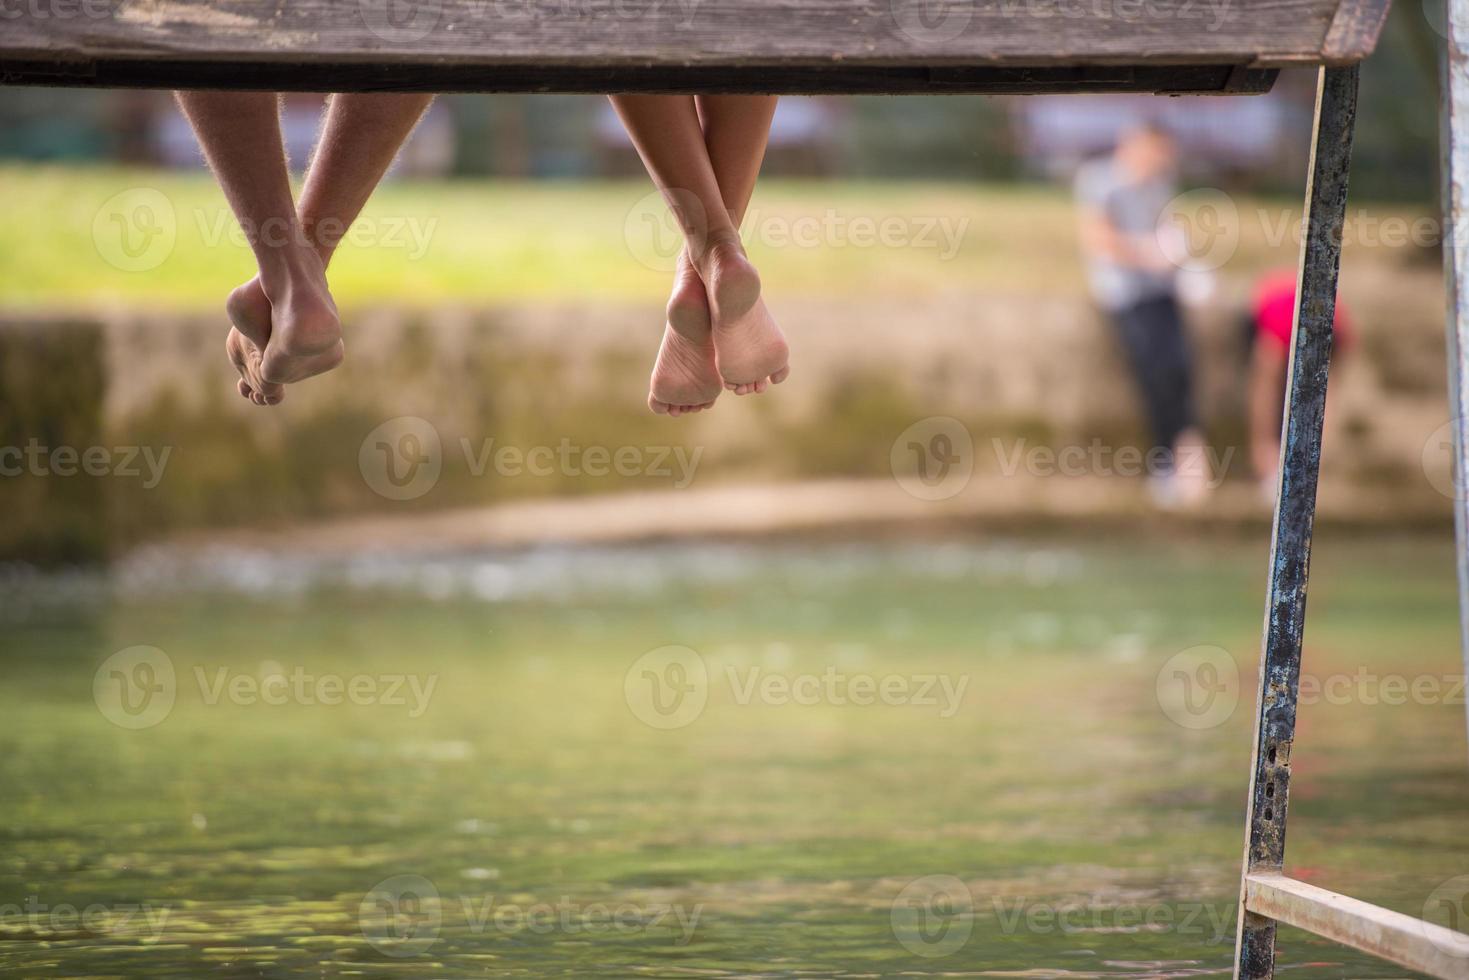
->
<box><xmin>1232</xmin><ymin>64</ymin><xmax>1358</xmax><ymax>980</ymax></box>
<box><xmin>0</xmin><ymin>0</ymin><xmax>1391</xmax><ymax>82</ymax></box>
<box><xmin>1244</xmin><ymin>874</ymin><xmax>1469</xmax><ymax>979</ymax></box>
<box><xmin>1323</xmin><ymin>0</ymin><xmax>1395</xmax><ymax>61</ymax></box>
<box><xmin>0</xmin><ymin>58</ymin><xmax>1279</xmax><ymax>94</ymax></box>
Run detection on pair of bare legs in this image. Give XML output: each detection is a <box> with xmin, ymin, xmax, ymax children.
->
<box><xmin>174</xmin><ymin>92</ymin><xmax>434</xmax><ymax>406</ymax></box>
<box><xmin>610</xmin><ymin>95</ymin><xmax>791</xmax><ymax>416</ymax></box>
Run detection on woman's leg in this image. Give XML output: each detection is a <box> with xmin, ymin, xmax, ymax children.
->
<box><xmin>609</xmin><ymin>95</ymin><xmax>762</xmax><ymax>324</ymax></box>
<box><xmin>225</xmin><ymin>94</ymin><xmax>434</xmax><ymax>403</ymax></box>
<box><xmin>695</xmin><ymin>95</ymin><xmax>789</xmax><ymax>395</ymax></box>
<box><xmin>662</xmin><ymin>95</ymin><xmax>778</xmax><ymax>334</ymax></box>
<box><xmin>613</xmin><ymin>95</ymin><xmax>789</xmax><ymax>412</ymax></box>
<box><xmin>174</xmin><ymin>92</ymin><xmax>341</xmax><ymax>406</ymax></box>
<box><xmin>697</xmin><ymin>95</ymin><xmax>777</xmax><ymax>224</ymax></box>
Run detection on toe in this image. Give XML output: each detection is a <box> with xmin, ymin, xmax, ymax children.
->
<box><xmin>755</xmin><ymin>379</ymin><xmax>769</xmax><ymax>394</ymax></box>
<box><xmin>238</xmin><ymin>380</ymin><xmax>252</xmax><ymax>399</ymax></box>
<box><xmin>771</xmin><ymin>366</ymin><xmax>790</xmax><ymax>385</ymax></box>
<box><xmin>649</xmin><ymin>395</ymin><xmax>669</xmax><ymax>415</ymax></box>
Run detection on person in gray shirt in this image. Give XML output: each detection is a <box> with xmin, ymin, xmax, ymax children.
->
<box><xmin>1075</xmin><ymin>122</ymin><xmax>1209</xmax><ymax>505</ymax></box>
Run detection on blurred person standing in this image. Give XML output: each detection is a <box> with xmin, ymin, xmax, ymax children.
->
<box><xmin>1075</xmin><ymin>123</ymin><xmax>1209</xmax><ymax>507</ymax></box>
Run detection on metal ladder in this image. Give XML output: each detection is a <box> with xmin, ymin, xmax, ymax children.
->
<box><xmin>1231</xmin><ymin>11</ymin><xmax>1469</xmax><ymax>973</ymax></box>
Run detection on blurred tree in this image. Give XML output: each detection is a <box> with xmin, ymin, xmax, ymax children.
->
<box><xmin>1350</xmin><ymin>0</ymin><xmax>1440</xmax><ymax>201</ymax></box>
<box><xmin>839</xmin><ymin>96</ymin><xmax>1020</xmax><ymax>181</ymax></box>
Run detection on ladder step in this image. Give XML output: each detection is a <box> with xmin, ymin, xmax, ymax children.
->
<box><xmin>1243</xmin><ymin>872</ymin><xmax>1469</xmax><ymax>979</ymax></box>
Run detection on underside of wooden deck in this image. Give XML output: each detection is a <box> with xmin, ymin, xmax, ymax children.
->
<box><xmin>0</xmin><ymin>59</ymin><xmax>1281</xmax><ymax>94</ymax></box>
<box><xmin>0</xmin><ymin>0</ymin><xmax>1389</xmax><ymax>94</ymax></box>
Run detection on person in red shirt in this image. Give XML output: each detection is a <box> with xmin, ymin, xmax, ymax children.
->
<box><xmin>1247</xmin><ymin>268</ymin><xmax>1352</xmax><ymax>494</ymax></box>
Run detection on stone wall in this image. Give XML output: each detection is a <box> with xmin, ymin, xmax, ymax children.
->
<box><xmin>0</xmin><ymin>267</ymin><xmax>1453</xmax><ymax>560</ymax></box>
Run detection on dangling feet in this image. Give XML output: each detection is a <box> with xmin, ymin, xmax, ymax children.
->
<box><xmin>224</xmin><ymin>279</ymin><xmax>283</xmax><ymax>407</ymax></box>
<box><xmin>695</xmin><ymin>232</ymin><xmax>761</xmax><ymax>327</ymax></box>
<box><xmin>649</xmin><ymin>251</ymin><xmax>722</xmax><ymax>416</ymax></box>
<box><xmin>223</xmin><ymin>249</ymin><xmax>344</xmax><ymax>407</ymax></box>
<box><xmin>648</xmin><ymin>325</ymin><xmax>722</xmax><ymax>417</ymax></box>
<box><xmin>689</xmin><ymin>233</ymin><xmax>789</xmax><ymax>396</ymax></box>
<box><xmin>712</xmin><ymin>297</ymin><xmax>790</xmax><ymax>395</ymax></box>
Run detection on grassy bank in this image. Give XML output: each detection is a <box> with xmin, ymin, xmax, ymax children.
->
<box><xmin>2</xmin><ymin>166</ymin><xmax>1063</xmax><ymax>308</ymax></box>
<box><xmin>2</xmin><ymin>165</ymin><xmax>1439</xmax><ymax>312</ymax></box>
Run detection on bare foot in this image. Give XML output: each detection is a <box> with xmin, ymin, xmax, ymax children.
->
<box><xmin>666</xmin><ymin>249</ymin><xmax>710</xmax><ymax>337</ymax></box>
<box><xmin>224</xmin><ymin>251</ymin><xmax>344</xmax><ymax>407</ymax></box>
<box><xmin>691</xmin><ymin>234</ymin><xmax>789</xmax><ymax>396</ymax></box>
<box><xmin>224</xmin><ymin>279</ymin><xmax>284</xmax><ymax>406</ymax></box>
<box><xmin>648</xmin><ymin>325</ymin><xmax>722</xmax><ymax>417</ymax></box>
<box><xmin>650</xmin><ymin>253</ymin><xmax>721</xmax><ymax>416</ymax></box>
<box><xmin>256</xmin><ymin>254</ymin><xmax>344</xmax><ymax>386</ymax></box>
<box><xmin>712</xmin><ymin>296</ymin><xmax>790</xmax><ymax>396</ymax></box>
<box><xmin>693</xmin><ymin>233</ymin><xmax>761</xmax><ymax>326</ymax></box>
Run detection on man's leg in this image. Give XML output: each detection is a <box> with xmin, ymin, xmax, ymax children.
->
<box><xmin>1147</xmin><ymin>294</ymin><xmax>1209</xmax><ymax>500</ymax></box>
<box><xmin>174</xmin><ymin>92</ymin><xmax>341</xmax><ymax>406</ymax></box>
<box><xmin>225</xmin><ymin>94</ymin><xmax>434</xmax><ymax>403</ymax></box>
<box><xmin>1115</xmin><ymin>295</ymin><xmax>1208</xmax><ymax>501</ymax></box>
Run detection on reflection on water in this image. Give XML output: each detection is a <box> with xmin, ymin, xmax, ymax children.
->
<box><xmin>112</xmin><ymin>538</ymin><xmax>1087</xmax><ymax>602</ymax></box>
<box><xmin>1</xmin><ymin>535</ymin><xmax>1465</xmax><ymax>978</ymax></box>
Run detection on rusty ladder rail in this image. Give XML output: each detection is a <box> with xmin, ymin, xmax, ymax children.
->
<box><xmin>1231</xmin><ymin>47</ymin><xmax>1469</xmax><ymax>980</ymax></box>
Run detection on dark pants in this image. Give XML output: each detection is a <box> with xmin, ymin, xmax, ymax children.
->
<box><xmin>1107</xmin><ymin>293</ymin><xmax>1196</xmax><ymax>468</ymax></box>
